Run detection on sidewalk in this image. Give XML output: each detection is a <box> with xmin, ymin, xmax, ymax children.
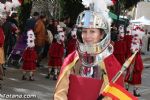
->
<box><xmin>142</xmin><ymin>51</ymin><xmax>150</xmax><ymax>68</ymax></box>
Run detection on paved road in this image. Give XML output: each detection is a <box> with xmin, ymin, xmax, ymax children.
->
<box><xmin>0</xmin><ymin>67</ymin><xmax>56</xmax><ymax>100</ymax></box>
<box><xmin>0</xmin><ymin>54</ymin><xmax>150</xmax><ymax>100</ymax></box>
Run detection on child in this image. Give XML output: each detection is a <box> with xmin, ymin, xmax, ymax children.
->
<box><xmin>22</xmin><ymin>30</ymin><xmax>37</xmax><ymax>81</ymax></box>
<box><xmin>113</xmin><ymin>25</ymin><xmax>126</xmax><ymax>65</ymax></box>
<box><xmin>46</xmin><ymin>25</ymin><xmax>65</xmax><ymax>80</ymax></box>
<box><xmin>125</xmin><ymin>25</ymin><xmax>145</xmax><ymax>97</ymax></box>
<box><xmin>66</xmin><ymin>27</ymin><xmax>77</xmax><ymax>56</ymax></box>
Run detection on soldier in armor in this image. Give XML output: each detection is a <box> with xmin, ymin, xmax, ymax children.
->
<box><xmin>54</xmin><ymin>0</ymin><xmax>124</xmax><ymax>100</ymax></box>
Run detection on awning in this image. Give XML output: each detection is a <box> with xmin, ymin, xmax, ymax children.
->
<box><xmin>130</xmin><ymin>16</ymin><xmax>150</xmax><ymax>25</ymax></box>
<box><xmin>109</xmin><ymin>12</ymin><xmax>125</xmax><ymax>22</ymax></box>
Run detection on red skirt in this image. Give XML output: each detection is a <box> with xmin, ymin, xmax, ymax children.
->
<box><xmin>48</xmin><ymin>57</ymin><xmax>63</xmax><ymax>67</ymax></box>
<box><xmin>125</xmin><ymin>71</ymin><xmax>142</xmax><ymax>85</ymax></box>
<box><xmin>125</xmin><ymin>52</ymin><xmax>143</xmax><ymax>85</ymax></box>
<box><xmin>22</xmin><ymin>61</ymin><xmax>36</xmax><ymax>71</ymax></box>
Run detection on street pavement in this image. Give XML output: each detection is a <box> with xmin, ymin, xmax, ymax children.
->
<box><xmin>0</xmin><ymin>67</ymin><xmax>56</xmax><ymax>100</ymax></box>
<box><xmin>0</xmin><ymin>53</ymin><xmax>150</xmax><ymax>100</ymax></box>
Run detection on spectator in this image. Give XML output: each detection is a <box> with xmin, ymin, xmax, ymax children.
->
<box><xmin>25</xmin><ymin>12</ymin><xmax>39</xmax><ymax>31</ymax></box>
<box><xmin>2</xmin><ymin>15</ymin><xmax>19</xmax><ymax>58</ymax></box>
<box><xmin>34</xmin><ymin>14</ymin><xmax>47</xmax><ymax>67</ymax></box>
<box><xmin>0</xmin><ymin>17</ymin><xmax>5</xmax><ymax>80</ymax></box>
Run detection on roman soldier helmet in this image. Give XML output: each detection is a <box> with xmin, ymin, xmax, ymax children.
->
<box><xmin>76</xmin><ymin>0</ymin><xmax>113</xmax><ymax>67</ymax></box>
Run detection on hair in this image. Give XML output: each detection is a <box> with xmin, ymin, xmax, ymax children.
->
<box><xmin>60</xmin><ymin>18</ymin><xmax>64</xmax><ymax>22</ymax></box>
<box><xmin>0</xmin><ymin>20</ymin><xmax>3</xmax><ymax>27</ymax></box>
<box><xmin>40</xmin><ymin>14</ymin><xmax>46</xmax><ymax>19</ymax></box>
<box><xmin>11</xmin><ymin>13</ymin><xmax>17</xmax><ymax>18</ymax></box>
<box><xmin>33</xmin><ymin>12</ymin><xmax>39</xmax><ymax>16</ymax></box>
<box><xmin>0</xmin><ymin>16</ymin><xmax>5</xmax><ymax>26</ymax></box>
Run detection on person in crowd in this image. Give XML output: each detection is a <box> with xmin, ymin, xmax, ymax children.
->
<box><xmin>142</xmin><ymin>31</ymin><xmax>150</xmax><ymax>54</ymax></box>
<box><xmin>59</xmin><ymin>18</ymin><xmax>67</xmax><ymax>28</ymax></box>
<box><xmin>113</xmin><ymin>25</ymin><xmax>126</xmax><ymax>65</ymax></box>
<box><xmin>46</xmin><ymin>25</ymin><xmax>65</xmax><ymax>80</ymax></box>
<box><xmin>47</xmin><ymin>19</ymin><xmax>54</xmax><ymax>31</ymax></box>
<box><xmin>34</xmin><ymin>14</ymin><xmax>47</xmax><ymax>67</ymax></box>
<box><xmin>2</xmin><ymin>13</ymin><xmax>19</xmax><ymax>58</ymax></box>
<box><xmin>52</xmin><ymin>19</ymin><xmax>59</xmax><ymax>36</ymax></box>
<box><xmin>42</xmin><ymin>18</ymin><xmax>54</xmax><ymax>59</ymax></box>
<box><xmin>25</xmin><ymin>12</ymin><xmax>39</xmax><ymax>32</ymax></box>
<box><xmin>124</xmin><ymin>26</ymin><xmax>132</xmax><ymax>59</ymax></box>
<box><xmin>147</xmin><ymin>32</ymin><xmax>150</xmax><ymax>51</ymax></box>
<box><xmin>0</xmin><ymin>16</ymin><xmax>5</xmax><ymax>80</ymax></box>
<box><xmin>42</xmin><ymin>29</ymin><xmax>53</xmax><ymax>59</ymax></box>
<box><xmin>54</xmin><ymin>0</ymin><xmax>125</xmax><ymax>99</ymax></box>
<box><xmin>125</xmin><ymin>24</ymin><xmax>145</xmax><ymax>97</ymax></box>
<box><xmin>66</xmin><ymin>27</ymin><xmax>77</xmax><ymax>56</ymax></box>
<box><xmin>8</xmin><ymin>12</ymin><xmax>19</xmax><ymax>27</ymax></box>
<box><xmin>110</xmin><ymin>23</ymin><xmax>118</xmax><ymax>42</ymax></box>
<box><xmin>22</xmin><ymin>30</ymin><xmax>37</xmax><ymax>81</ymax></box>
<box><xmin>47</xmin><ymin>30</ymin><xmax>53</xmax><ymax>45</ymax></box>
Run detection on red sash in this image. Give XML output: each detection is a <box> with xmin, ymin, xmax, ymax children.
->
<box><xmin>68</xmin><ymin>74</ymin><xmax>103</xmax><ymax>100</ymax></box>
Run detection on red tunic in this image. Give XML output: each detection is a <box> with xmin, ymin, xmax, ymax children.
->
<box><xmin>66</xmin><ymin>38</ymin><xmax>77</xmax><ymax>55</ymax></box>
<box><xmin>48</xmin><ymin>41</ymin><xmax>64</xmax><ymax>67</ymax></box>
<box><xmin>67</xmin><ymin>54</ymin><xmax>124</xmax><ymax>100</ymax></box>
<box><xmin>125</xmin><ymin>52</ymin><xmax>143</xmax><ymax>85</ymax></box>
<box><xmin>0</xmin><ymin>28</ymin><xmax>4</xmax><ymax>47</ymax></box>
<box><xmin>22</xmin><ymin>48</ymin><xmax>37</xmax><ymax>71</ymax></box>
<box><xmin>113</xmin><ymin>40</ymin><xmax>126</xmax><ymax>65</ymax></box>
<box><xmin>123</xmin><ymin>35</ymin><xmax>132</xmax><ymax>58</ymax></box>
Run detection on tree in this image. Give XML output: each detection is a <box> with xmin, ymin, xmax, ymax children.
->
<box><xmin>18</xmin><ymin>0</ymin><xmax>32</xmax><ymax>32</ymax></box>
<box><xmin>59</xmin><ymin>0</ymin><xmax>84</xmax><ymax>26</ymax></box>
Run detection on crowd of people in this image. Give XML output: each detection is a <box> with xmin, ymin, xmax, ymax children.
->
<box><xmin>0</xmin><ymin>0</ymin><xmax>149</xmax><ymax>99</ymax></box>
<box><xmin>0</xmin><ymin>11</ymin><xmax>77</xmax><ymax>81</ymax></box>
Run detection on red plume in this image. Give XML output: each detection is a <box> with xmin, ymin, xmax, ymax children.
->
<box><xmin>105</xmin><ymin>0</ymin><xmax>117</xmax><ymax>6</ymax></box>
<box><xmin>18</xmin><ymin>0</ymin><xmax>23</xmax><ymax>4</ymax></box>
<box><xmin>112</xmin><ymin>0</ymin><xmax>116</xmax><ymax>4</ymax></box>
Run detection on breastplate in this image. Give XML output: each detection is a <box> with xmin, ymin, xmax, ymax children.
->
<box><xmin>76</xmin><ymin>44</ymin><xmax>113</xmax><ymax>79</ymax></box>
